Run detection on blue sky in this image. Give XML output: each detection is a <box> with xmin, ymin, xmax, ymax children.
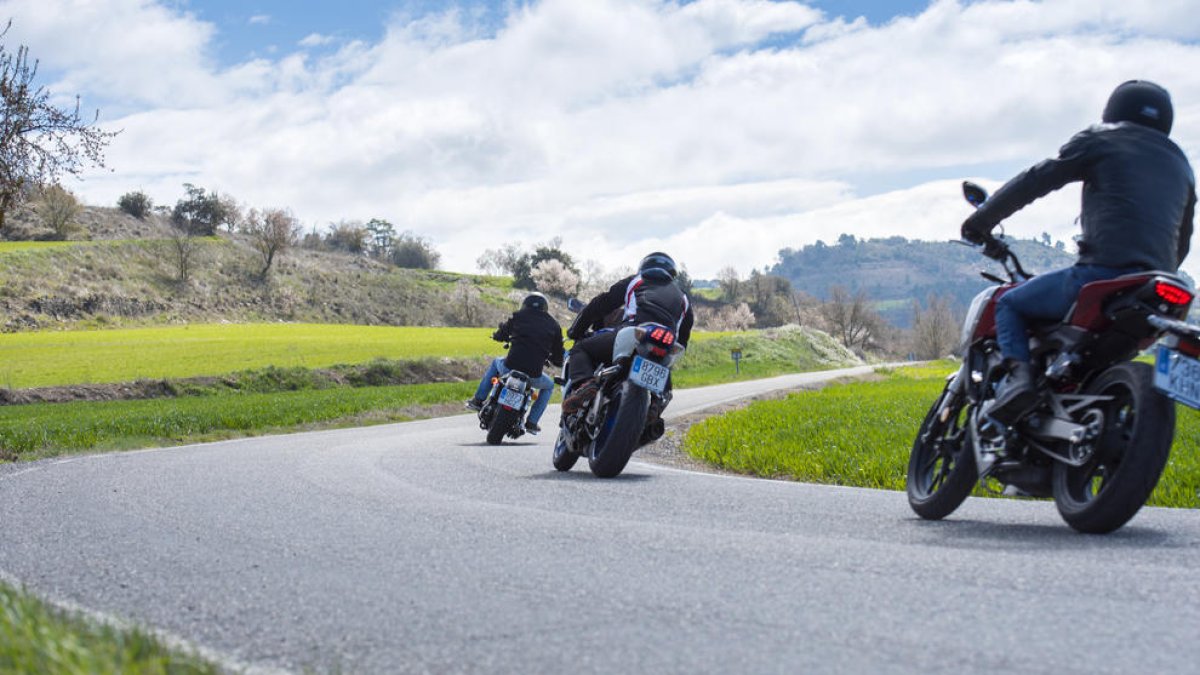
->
<box><xmin>195</xmin><ymin>1</ymin><xmax>933</xmax><ymax>67</ymax></box>
<box><xmin>4</xmin><ymin>0</ymin><xmax>1200</xmax><ymax>277</ymax></box>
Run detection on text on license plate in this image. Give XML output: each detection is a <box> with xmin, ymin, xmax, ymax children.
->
<box><xmin>1154</xmin><ymin>345</ymin><xmax>1200</xmax><ymax>410</ymax></box>
<box><xmin>630</xmin><ymin>356</ymin><xmax>670</xmax><ymax>394</ymax></box>
<box><xmin>499</xmin><ymin>387</ymin><xmax>525</xmax><ymax>409</ymax></box>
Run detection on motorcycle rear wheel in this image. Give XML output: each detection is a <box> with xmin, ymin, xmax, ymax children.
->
<box><xmin>486</xmin><ymin>406</ymin><xmax>520</xmax><ymax>445</ymax></box>
<box><xmin>588</xmin><ymin>383</ymin><xmax>649</xmax><ymax>478</ymax></box>
<box><xmin>907</xmin><ymin>388</ymin><xmax>977</xmax><ymax>520</ymax></box>
<box><xmin>1052</xmin><ymin>362</ymin><xmax>1174</xmax><ymax>534</ymax></box>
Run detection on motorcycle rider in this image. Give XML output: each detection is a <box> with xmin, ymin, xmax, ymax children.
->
<box><xmin>466</xmin><ymin>292</ymin><xmax>565</xmax><ymax>434</ymax></box>
<box><xmin>962</xmin><ymin>80</ymin><xmax>1195</xmax><ymax>424</ymax></box>
<box><xmin>561</xmin><ymin>252</ymin><xmax>695</xmax><ymax>414</ymax></box>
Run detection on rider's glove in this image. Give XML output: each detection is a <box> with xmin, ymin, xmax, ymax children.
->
<box><xmin>960</xmin><ymin>218</ymin><xmax>988</xmax><ymax>245</ymax></box>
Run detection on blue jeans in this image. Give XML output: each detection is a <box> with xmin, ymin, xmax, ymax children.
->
<box><xmin>995</xmin><ymin>264</ymin><xmax>1142</xmax><ymax>362</ymax></box>
<box><xmin>473</xmin><ymin>357</ymin><xmax>555</xmax><ymax>425</ymax></box>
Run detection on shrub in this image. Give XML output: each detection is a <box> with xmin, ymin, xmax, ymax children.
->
<box><xmin>117</xmin><ymin>190</ymin><xmax>152</xmax><ymax>219</ymax></box>
<box><xmin>37</xmin><ymin>184</ymin><xmax>82</xmax><ymax>240</ymax></box>
<box><xmin>392</xmin><ymin>231</ymin><xmax>440</xmax><ymax>269</ymax></box>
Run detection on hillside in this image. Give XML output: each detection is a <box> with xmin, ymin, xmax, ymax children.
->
<box><xmin>0</xmin><ymin>206</ymin><xmax>525</xmax><ymax>332</ymax></box>
<box><xmin>771</xmin><ymin>235</ymin><xmax>1078</xmax><ymax>325</ymax></box>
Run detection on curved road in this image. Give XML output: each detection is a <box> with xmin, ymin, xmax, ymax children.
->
<box><xmin>1</xmin><ymin>365</ymin><xmax>1198</xmax><ymax>674</ymax></box>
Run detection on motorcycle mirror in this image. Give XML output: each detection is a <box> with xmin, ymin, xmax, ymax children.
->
<box><xmin>962</xmin><ymin>181</ymin><xmax>989</xmax><ymax>208</ymax></box>
<box><xmin>567</xmin><ymin>298</ymin><xmax>585</xmax><ymax>313</ymax></box>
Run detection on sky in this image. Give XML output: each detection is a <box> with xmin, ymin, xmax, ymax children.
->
<box><xmin>3</xmin><ymin>0</ymin><xmax>1200</xmax><ymax>279</ymax></box>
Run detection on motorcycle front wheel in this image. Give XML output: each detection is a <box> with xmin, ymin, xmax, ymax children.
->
<box><xmin>552</xmin><ymin>427</ymin><xmax>579</xmax><ymax>471</ymax></box>
<box><xmin>588</xmin><ymin>382</ymin><xmax>649</xmax><ymax>478</ymax></box>
<box><xmin>907</xmin><ymin>387</ymin><xmax>977</xmax><ymax>520</ymax></box>
<box><xmin>1052</xmin><ymin>362</ymin><xmax>1174</xmax><ymax>534</ymax></box>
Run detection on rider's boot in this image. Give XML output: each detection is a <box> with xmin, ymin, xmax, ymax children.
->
<box><xmin>561</xmin><ymin>378</ymin><xmax>598</xmax><ymax>415</ymax></box>
<box><xmin>985</xmin><ymin>360</ymin><xmax>1038</xmax><ymax>425</ymax></box>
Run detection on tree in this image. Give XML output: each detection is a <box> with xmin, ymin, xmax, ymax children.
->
<box><xmin>391</xmin><ymin>231</ymin><xmax>440</xmax><ymax>269</ymax></box>
<box><xmin>323</xmin><ymin>220</ymin><xmax>369</xmax><ymax>254</ymax></box>
<box><xmin>819</xmin><ymin>285</ymin><xmax>884</xmax><ymax>353</ymax></box>
<box><xmin>477</xmin><ymin>243</ymin><xmax>525</xmax><ymax>275</ymax></box>
<box><xmin>172</xmin><ymin>184</ymin><xmax>236</xmax><ymax>236</ymax></box>
<box><xmin>717</xmin><ymin>266</ymin><xmax>741</xmax><ymax>302</ymax></box>
<box><xmin>0</xmin><ymin>23</ymin><xmax>117</xmax><ymax>233</ymax></box>
<box><xmin>531</xmin><ymin>258</ymin><xmax>581</xmax><ymax>297</ymax></box>
<box><xmin>910</xmin><ymin>294</ymin><xmax>960</xmax><ymax>360</ymax></box>
<box><xmin>242</xmin><ymin>207</ymin><xmax>299</xmax><ymax>277</ymax></box>
<box><xmin>117</xmin><ymin>190</ymin><xmax>152</xmax><ymax>219</ymax></box>
<box><xmin>365</xmin><ymin>218</ymin><xmax>396</xmax><ymax>259</ymax></box>
<box><xmin>450</xmin><ymin>278</ymin><xmax>482</xmax><ymax>326</ymax></box>
<box><xmin>37</xmin><ymin>184</ymin><xmax>81</xmax><ymax>240</ymax></box>
<box><xmin>167</xmin><ymin>224</ymin><xmax>200</xmax><ymax>284</ymax></box>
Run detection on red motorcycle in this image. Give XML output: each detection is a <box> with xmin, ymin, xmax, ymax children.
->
<box><xmin>907</xmin><ymin>181</ymin><xmax>1200</xmax><ymax>533</ymax></box>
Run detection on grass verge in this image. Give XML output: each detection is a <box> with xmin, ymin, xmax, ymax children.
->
<box><xmin>683</xmin><ymin>362</ymin><xmax>1200</xmax><ymax>508</ymax></box>
<box><xmin>0</xmin><ymin>381</ymin><xmax>476</xmax><ymax>462</ymax></box>
<box><xmin>0</xmin><ymin>581</ymin><xmax>221</xmax><ymax>674</ymax></box>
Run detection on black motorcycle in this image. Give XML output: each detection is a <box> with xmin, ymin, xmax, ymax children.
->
<box><xmin>553</xmin><ymin>303</ymin><xmax>684</xmax><ymax>477</ymax></box>
<box><xmin>476</xmin><ymin>367</ymin><xmax>537</xmax><ymax>445</ymax></box>
<box><xmin>907</xmin><ymin>181</ymin><xmax>1199</xmax><ymax>533</ymax></box>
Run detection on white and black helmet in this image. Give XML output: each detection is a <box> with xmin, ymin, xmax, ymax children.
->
<box><xmin>522</xmin><ymin>292</ymin><xmax>549</xmax><ymax>312</ymax></box>
<box><xmin>638</xmin><ymin>251</ymin><xmax>677</xmax><ymax>281</ymax></box>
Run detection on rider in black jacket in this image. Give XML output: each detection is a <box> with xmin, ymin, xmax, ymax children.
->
<box><xmin>962</xmin><ymin>80</ymin><xmax>1196</xmax><ymax>423</ymax></box>
<box><xmin>466</xmin><ymin>292</ymin><xmax>565</xmax><ymax>433</ymax></box>
<box><xmin>561</xmin><ymin>252</ymin><xmax>694</xmax><ymax>413</ymax></box>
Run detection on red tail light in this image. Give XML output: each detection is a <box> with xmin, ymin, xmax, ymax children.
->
<box><xmin>1155</xmin><ymin>281</ymin><xmax>1194</xmax><ymax>306</ymax></box>
<box><xmin>648</xmin><ymin>327</ymin><xmax>675</xmax><ymax>345</ymax></box>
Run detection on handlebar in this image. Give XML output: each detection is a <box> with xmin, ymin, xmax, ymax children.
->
<box><xmin>963</xmin><ymin>235</ymin><xmax>1032</xmax><ymax>284</ymax></box>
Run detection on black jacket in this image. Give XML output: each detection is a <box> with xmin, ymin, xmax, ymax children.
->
<box><xmin>569</xmin><ymin>274</ymin><xmax>695</xmax><ymax>347</ymax></box>
<box><xmin>493</xmin><ymin>308</ymin><xmax>564</xmax><ymax>378</ymax></box>
<box><xmin>963</xmin><ymin>122</ymin><xmax>1195</xmax><ymax>272</ymax></box>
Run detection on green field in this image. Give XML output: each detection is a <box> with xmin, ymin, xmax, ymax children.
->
<box><xmin>684</xmin><ymin>363</ymin><xmax>1200</xmax><ymax>509</ymax></box>
<box><xmin>0</xmin><ymin>581</ymin><xmax>219</xmax><ymax>674</ymax></box>
<box><xmin>0</xmin><ymin>381</ymin><xmax>477</xmax><ymax>461</ymax></box>
<box><xmin>0</xmin><ymin>323</ymin><xmax>500</xmax><ymax>388</ymax></box>
<box><xmin>0</xmin><ymin>323</ymin><xmax>856</xmax><ymax>390</ymax></box>
<box><xmin>0</xmin><ymin>241</ymin><xmax>83</xmax><ymax>254</ymax></box>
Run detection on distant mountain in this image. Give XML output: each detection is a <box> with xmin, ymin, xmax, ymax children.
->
<box><xmin>771</xmin><ymin>235</ymin><xmax>1078</xmax><ymax>327</ymax></box>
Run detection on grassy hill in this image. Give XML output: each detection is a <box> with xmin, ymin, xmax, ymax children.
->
<box><xmin>772</xmin><ymin>236</ymin><xmax>1078</xmax><ymax>326</ymax></box>
<box><xmin>0</xmin><ymin>206</ymin><xmax>524</xmax><ymax>332</ymax></box>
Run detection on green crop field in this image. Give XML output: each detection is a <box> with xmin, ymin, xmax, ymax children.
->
<box><xmin>0</xmin><ymin>323</ymin><xmax>854</xmax><ymax>390</ymax></box>
<box><xmin>685</xmin><ymin>363</ymin><xmax>1200</xmax><ymax>508</ymax></box>
<box><xmin>0</xmin><ymin>381</ymin><xmax>477</xmax><ymax>461</ymax></box>
<box><xmin>0</xmin><ymin>323</ymin><xmax>502</xmax><ymax>388</ymax></box>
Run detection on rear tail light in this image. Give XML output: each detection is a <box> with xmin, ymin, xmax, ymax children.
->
<box><xmin>1155</xmin><ymin>281</ymin><xmax>1194</xmax><ymax>306</ymax></box>
<box><xmin>1179</xmin><ymin>339</ymin><xmax>1200</xmax><ymax>358</ymax></box>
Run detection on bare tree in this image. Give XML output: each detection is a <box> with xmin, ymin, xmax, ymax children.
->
<box><xmin>819</xmin><ymin>285</ymin><xmax>884</xmax><ymax>353</ymax></box>
<box><xmin>910</xmin><ymin>294</ymin><xmax>960</xmax><ymax>360</ymax></box>
<box><xmin>0</xmin><ymin>23</ymin><xmax>117</xmax><ymax>232</ymax></box>
<box><xmin>242</xmin><ymin>207</ymin><xmax>300</xmax><ymax>278</ymax></box>
<box><xmin>37</xmin><ymin>183</ymin><xmax>81</xmax><ymax>240</ymax></box>
<box><xmin>451</xmin><ymin>278</ymin><xmax>482</xmax><ymax>326</ymax></box>
<box><xmin>717</xmin><ymin>266</ymin><xmax>741</xmax><ymax>302</ymax></box>
<box><xmin>167</xmin><ymin>225</ymin><xmax>200</xmax><ymax>284</ymax></box>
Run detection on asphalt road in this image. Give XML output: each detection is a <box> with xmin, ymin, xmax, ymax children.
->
<box><xmin>1</xmin><ymin>365</ymin><xmax>1198</xmax><ymax>674</ymax></box>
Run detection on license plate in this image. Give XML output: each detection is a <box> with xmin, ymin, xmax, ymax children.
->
<box><xmin>1154</xmin><ymin>345</ymin><xmax>1200</xmax><ymax>410</ymax></box>
<box><xmin>499</xmin><ymin>387</ymin><xmax>525</xmax><ymax>409</ymax></box>
<box><xmin>629</xmin><ymin>356</ymin><xmax>670</xmax><ymax>394</ymax></box>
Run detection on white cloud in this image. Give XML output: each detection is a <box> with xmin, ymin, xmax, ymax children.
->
<box><xmin>299</xmin><ymin>33</ymin><xmax>336</xmax><ymax>48</ymax></box>
<box><xmin>248</xmin><ymin>14</ymin><xmax>271</xmax><ymax>26</ymax></box>
<box><xmin>8</xmin><ymin>0</ymin><xmax>1200</xmax><ymax>280</ymax></box>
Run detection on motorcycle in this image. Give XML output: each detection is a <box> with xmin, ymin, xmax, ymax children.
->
<box><xmin>552</xmin><ymin>300</ymin><xmax>685</xmax><ymax>478</ymax></box>
<box><xmin>476</xmin><ymin>364</ymin><xmax>538</xmax><ymax>445</ymax></box>
<box><xmin>907</xmin><ymin>180</ymin><xmax>1199</xmax><ymax>533</ymax></box>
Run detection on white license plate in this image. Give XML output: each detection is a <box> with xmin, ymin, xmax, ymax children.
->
<box><xmin>629</xmin><ymin>356</ymin><xmax>670</xmax><ymax>394</ymax></box>
<box><xmin>1154</xmin><ymin>345</ymin><xmax>1200</xmax><ymax>410</ymax></box>
<box><xmin>499</xmin><ymin>387</ymin><xmax>525</xmax><ymax>409</ymax></box>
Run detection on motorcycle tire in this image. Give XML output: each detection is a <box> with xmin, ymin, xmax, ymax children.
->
<box><xmin>552</xmin><ymin>427</ymin><xmax>579</xmax><ymax>472</ymax></box>
<box><xmin>907</xmin><ymin>387</ymin><xmax>977</xmax><ymax>520</ymax></box>
<box><xmin>1051</xmin><ymin>362</ymin><xmax>1174</xmax><ymax>534</ymax></box>
<box><xmin>486</xmin><ymin>406</ymin><xmax>521</xmax><ymax>445</ymax></box>
<box><xmin>588</xmin><ymin>382</ymin><xmax>650</xmax><ymax>478</ymax></box>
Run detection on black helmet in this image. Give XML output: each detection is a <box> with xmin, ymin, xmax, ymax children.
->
<box><xmin>638</xmin><ymin>251</ymin><xmax>677</xmax><ymax>280</ymax></box>
<box><xmin>522</xmin><ymin>292</ymin><xmax>548</xmax><ymax>312</ymax></box>
<box><xmin>1102</xmin><ymin>80</ymin><xmax>1173</xmax><ymax>134</ymax></box>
